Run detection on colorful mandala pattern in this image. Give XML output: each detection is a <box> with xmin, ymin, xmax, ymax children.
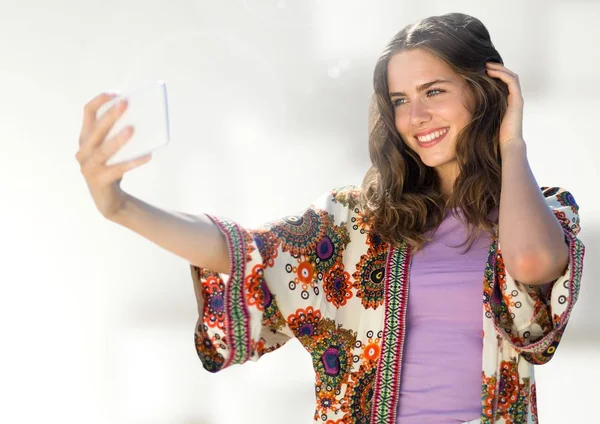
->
<box><xmin>287</xmin><ymin>306</ymin><xmax>322</xmax><ymax>338</ymax></box>
<box><xmin>323</xmin><ymin>261</ymin><xmax>353</xmax><ymax>308</ymax></box>
<box><xmin>351</xmin><ymin>208</ymin><xmax>371</xmax><ymax>234</ymax></box>
<box><xmin>481</xmin><ymin>362</ymin><xmax>532</xmax><ymax>423</ymax></box>
<box><xmin>262</xmin><ymin>289</ymin><xmax>287</xmax><ymax>333</ymax></box>
<box><xmin>490</xmin><ymin>251</ymin><xmax>514</xmax><ymax>330</ymax></box>
<box><xmin>299</xmin><ymin>319</ymin><xmax>356</xmax><ymax>418</ymax></box>
<box><xmin>485</xmin><ymin>239</ymin><xmax>563</xmax><ymax>359</ymax></box>
<box><xmin>362</xmin><ymin>341</ymin><xmax>381</xmax><ymax>362</ymax></box>
<box><xmin>254</xmin><ymin>338</ymin><xmax>286</xmax><ymax>357</ymax></box>
<box><xmin>553</xmin><ymin>209</ymin><xmax>580</xmax><ymax>235</ymax></box>
<box><xmin>244</xmin><ymin>263</ymin><xmax>266</xmax><ymax>312</ymax></box>
<box><xmin>556</xmin><ymin>190</ymin><xmax>579</xmax><ymax>213</ymax></box>
<box><xmin>352</xmin><ymin>330</ymin><xmax>383</xmax><ymax>364</ymax></box>
<box><xmin>201</xmin><ymin>273</ymin><xmax>226</xmax><ymax>330</ymax></box>
<box><xmin>481</xmin><ymin>371</ymin><xmax>496</xmax><ymax>422</ymax></box>
<box><xmin>543</xmin><ymin>186</ymin><xmax>578</xmax><ymax>213</ymax></box>
<box><xmin>340</xmin><ymin>362</ymin><xmax>377</xmax><ymax>424</ymax></box>
<box><xmin>270</xmin><ymin>208</ymin><xmax>328</xmax><ymax>257</ymax></box>
<box><xmin>352</xmin><ymin>247</ymin><xmax>387</xmax><ymax>310</ymax></box>
<box><xmin>366</xmin><ymin>232</ymin><xmax>385</xmax><ymax>250</ymax></box>
<box><xmin>542</xmin><ymin>187</ymin><xmax>581</xmax><ymax>234</ymax></box>
<box><xmin>308</xmin><ymin>223</ymin><xmax>351</xmax><ymax>275</ymax></box>
<box><xmin>194</xmin><ymin>325</ymin><xmax>225</xmax><ymax>373</ymax></box>
<box><xmin>286</xmin><ymin>259</ymin><xmax>318</xmax><ymax>294</ymax></box>
<box><xmin>497</xmin><ymin>362</ymin><xmax>529</xmax><ymax>422</ymax></box>
<box><xmin>249</xmin><ymin>229</ymin><xmax>281</xmax><ymax>267</ymax></box>
<box><xmin>520</xmin><ymin>332</ymin><xmax>563</xmax><ymax>365</ymax></box>
<box><xmin>273</xmin><ymin>208</ymin><xmax>352</xmax><ymax>302</ymax></box>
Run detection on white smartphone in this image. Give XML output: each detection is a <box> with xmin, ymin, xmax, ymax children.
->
<box><xmin>97</xmin><ymin>80</ymin><xmax>170</xmax><ymax>166</ymax></box>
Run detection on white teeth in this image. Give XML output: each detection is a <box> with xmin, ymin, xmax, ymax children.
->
<box><xmin>416</xmin><ymin>128</ymin><xmax>448</xmax><ymax>143</ymax></box>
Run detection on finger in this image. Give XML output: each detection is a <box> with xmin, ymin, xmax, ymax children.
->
<box><xmin>87</xmin><ymin>125</ymin><xmax>135</xmax><ymax>168</ymax></box>
<box><xmin>486</xmin><ymin>68</ymin><xmax>524</xmax><ymax>104</ymax></box>
<box><xmin>78</xmin><ymin>98</ymin><xmax>129</xmax><ymax>163</ymax></box>
<box><xmin>78</xmin><ymin>125</ymin><xmax>133</xmax><ymax>178</ymax></box>
<box><xmin>100</xmin><ymin>153</ymin><xmax>153</xmax><ymax>184</ymax></box>
<box><xmin>79</xmin><ymin>92</ymin><xmax>119</xmax><ymax>146</ymax></box>
<box><xmin>485</xmin><ymin>68</ymin><xmax>521</xmax><ymax>86</ymax></box>
<box><xmin>485</xmin><ymin>61</ymin><xmax>509</xmax><ymax>69</ymax></box>
<box><xmin>485</xmin><ymin>62</ymin><xmax>518</xmax><ymax>79</ymax></box>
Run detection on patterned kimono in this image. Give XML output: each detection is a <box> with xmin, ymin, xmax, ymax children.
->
<box><xmin>191</xmin><ymin>186</ymin><xmax>584</xmax><ymax>424</ymax></box>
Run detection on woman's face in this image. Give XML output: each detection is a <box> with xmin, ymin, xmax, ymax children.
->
<box><xmin>387</xmin><ymin>48</ymin><xmax>475</xmax><ymax>178</ymax></box>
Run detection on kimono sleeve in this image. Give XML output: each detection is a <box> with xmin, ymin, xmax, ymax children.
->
<box><xmin>490</xmin><ymin>187</ymin><xmax>585</xmax><ymax>364</ymax></box>
<box><xmin>190</xmin><ymin>188</ymin><xmax>353</xmax><ymax>373</ymax></box>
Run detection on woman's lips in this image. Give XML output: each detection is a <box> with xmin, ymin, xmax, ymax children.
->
<box><xmin>415</xmin><ymin>129</ymin><xmax>448</xmax><ymax>148</ymax></box>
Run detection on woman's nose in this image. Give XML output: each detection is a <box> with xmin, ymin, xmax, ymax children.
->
<box><xmin>410</xmin><ymin>100</ymin><xmax>432</xmax><ymax>127</ymax></box>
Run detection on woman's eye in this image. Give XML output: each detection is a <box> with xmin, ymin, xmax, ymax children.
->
<box><xmin>392</xmin><ymin>89</ymin><xmax>443</xmax><ymax>107</ymax></box>
<box><xmin>427</xmin><ymin>89</ymin><xmax>443</xmax><ymax>97</ymax></box>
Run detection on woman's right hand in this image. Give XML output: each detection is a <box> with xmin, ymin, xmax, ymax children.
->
<box><xmin>75</xmin><ymin>92</ymin><xmax>153</xmax><ymax>219</ymax></box>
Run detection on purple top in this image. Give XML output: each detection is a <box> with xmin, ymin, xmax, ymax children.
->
<box><xmin>396</xmin><ymin>208</ymin><xmax>495</xmax><ymax>423</ymax></box>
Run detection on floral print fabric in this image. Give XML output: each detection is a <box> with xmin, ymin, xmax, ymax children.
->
<box><xmin>190</xmin><ymin>186</ymin><xmax>584</xmax><ymax>423</ymax></box>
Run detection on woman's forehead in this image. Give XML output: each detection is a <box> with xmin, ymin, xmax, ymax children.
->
<box><xmin>387</xmin><ymin>50</ymin><xmax>460</xmax><ymax>91</ymax></box>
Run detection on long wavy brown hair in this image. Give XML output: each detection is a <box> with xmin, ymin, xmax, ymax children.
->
<box><xmin>359</xmin><ymin>13</ymin><xmax>509</xmax><ymax>252</ymax></box>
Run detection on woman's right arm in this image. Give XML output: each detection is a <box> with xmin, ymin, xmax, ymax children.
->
<box><xmin>109</xmin><ymin>193</ymin><xmax>231</xmax><ymax>274</ymax></box>
<box><xmin>76</xmin><ymin>92</ymin><xmax>230</xmax><ymax>274</ymax></box>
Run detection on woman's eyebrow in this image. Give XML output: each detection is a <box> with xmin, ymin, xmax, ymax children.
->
<box><xmin>389</xmin><ymin>79</ymin><xmax>452</xmax><ymax>97</ymax></box>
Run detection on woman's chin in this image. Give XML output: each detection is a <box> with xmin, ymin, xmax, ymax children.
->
<box><xmin>420</xmin><ymin>156</ymin><xmax>458</xmax><ymax>171</ymax></box>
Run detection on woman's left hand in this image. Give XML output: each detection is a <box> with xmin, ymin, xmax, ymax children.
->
<box><xmin>485</xmin><ymin>62</ymin><xmax>525</xmax><ymax>151</ymax></box>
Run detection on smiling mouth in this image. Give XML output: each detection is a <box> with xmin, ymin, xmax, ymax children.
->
<box><xmin>414</xmin><ymin>127</ymin><xmax>449</xmax><ymax>144</ymax></box>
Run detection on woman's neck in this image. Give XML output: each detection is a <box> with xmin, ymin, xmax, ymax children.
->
<box><xmin>435</xmin><ymin>162</ymin><xmax>459</xmax><ymax>200</ymax></box>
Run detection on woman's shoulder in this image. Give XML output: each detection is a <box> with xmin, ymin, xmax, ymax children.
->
<box><xmin>307</xmin><ymin>184</ymin><xmax>366</xmax><ymax>227</ymax></box>
<box><xmin>328</xmin><ymin>184</ymin><xmax>363</xmax><ymax>209</ymax></box>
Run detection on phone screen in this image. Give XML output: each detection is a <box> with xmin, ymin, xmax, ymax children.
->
<box><xmin>97</xmin><ymin>80</ymin><xmax>170</xmax><ymax>166</ymax></box>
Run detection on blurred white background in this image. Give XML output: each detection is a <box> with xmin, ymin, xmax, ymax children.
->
<box><xmin>0</xmin><ymin>0</ymin><xmax>598</xmax><ymax>423</ymax></box>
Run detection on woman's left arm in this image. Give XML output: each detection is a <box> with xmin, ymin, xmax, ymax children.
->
<box><xmin>486</xmin><ymin>62</ymin><xmax>569</xmax><ymax>285</ymax></box>
<box><xmin>498</xmin><ymin>141</ymin><xmax>569</xmax><ymax>285</ymax></box>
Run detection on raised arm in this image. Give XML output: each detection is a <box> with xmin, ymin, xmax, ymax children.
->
<box><xmin>75</xmin><ymin>92</ymin><xmax>230</xmax><ymax>274</ymax></box>
<box><xmin>109</xmin><ymin>194</ymin><xmax>230</xmax><ymax>273</ymax></box>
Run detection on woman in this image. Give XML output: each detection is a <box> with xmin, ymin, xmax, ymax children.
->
<box><xmin>75</xmin><ymin>13</ymin><xmax>584</xmax><ymax>424</ymax></box>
